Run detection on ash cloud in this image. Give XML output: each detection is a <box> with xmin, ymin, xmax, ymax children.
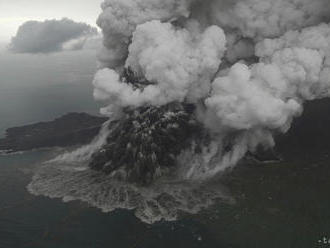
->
<box><xmin>92</xmin><ymin>0</ymin><xmax>330</xmax><ymax>177</ymax></box>
<box><xmin>9</xmin><ymin>18</ymin><xmax>99</xmax><ymax>53</ymax></box>
<box><xmin>94</xmin><ymin>20</ymin><xmax>226</xmax><ymax>110</ymax></box>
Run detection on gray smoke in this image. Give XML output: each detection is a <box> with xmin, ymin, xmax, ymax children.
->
<box><xmin>92</xmin><ymin>0</ymin><xmax>330</xmax><ymax>177</ymax></box>
<box><xmin>9</xmin><ymin>18</ymin><xmax>98</xmax><ymax>53</ymax></box>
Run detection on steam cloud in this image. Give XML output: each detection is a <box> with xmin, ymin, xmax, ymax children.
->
<box><xmin>9</xmin><ymin>18</ymin><xmax>99</xmax><ymax>53</ymax></box>
<box><xmin>93</xmin><ymin>0</ymin><xmax>330</xmax><ymax>177</ymax></box>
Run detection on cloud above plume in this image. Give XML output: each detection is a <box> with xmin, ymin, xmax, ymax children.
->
<box><xmin>9</xmin><ymin>18</ymin><xmax>98</xmax><ymax>53</ymax></box>
<box><xmin>194</xmin><ymin>0</ymin><xmax>330</xmax><ymax>39</ymax></box>
<box><xmin>96</xmin><ymin>0</ymin><xmax>194</xmax><ymax>68</ymax></box>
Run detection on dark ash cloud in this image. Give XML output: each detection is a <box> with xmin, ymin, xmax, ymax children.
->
<box><xmin>9</xmin><ymin>18</ymin><xmax>98</xmax><ymax>53</ymax></box>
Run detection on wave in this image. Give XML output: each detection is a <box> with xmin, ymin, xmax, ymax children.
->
<box><xmin>28</xmin><ymin>159</ymin><xmax>233</xmax><ymax>224</ymax></box>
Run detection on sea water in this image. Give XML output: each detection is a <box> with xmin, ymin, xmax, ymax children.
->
<box><xmin>1</xmin><ymin>49</ymin><xmax>330</xmax><ymax>248</ymax></box>
<box><xmin>0</xmin><ymin>50</ymin><xmax>100</xmax><ymax>137</ymax></box>
<box><xmin>0</xmin><ymin>50</ymin><xmax>222</xmax><ymax>247</ymax></box>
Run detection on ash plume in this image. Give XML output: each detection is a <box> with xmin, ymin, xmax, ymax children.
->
<box><xmin>9</xmin><ymin>18</ymin><xmax>98</xmax><ymax>53</ymax></box>
<box><xmin>92</xmin><ymin>0</ymin><xmax>330</xmax><ymax>178</ymax></box>
<box><xmin>27</xmin><ymin>0</ymin><xmax>330</xmax><ymax>223</ymax></box>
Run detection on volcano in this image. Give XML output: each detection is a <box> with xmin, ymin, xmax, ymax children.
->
<box><xmin>89</xmin><ymin>68</ymin><xmax>208</xmax><ymax>185</ymax></box>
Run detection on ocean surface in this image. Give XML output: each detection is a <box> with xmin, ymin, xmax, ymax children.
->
<box><xmin>0</xmin><ymin>50</ymin><xmax>101</xmax><ymax>137</ymax></box>
<box><xmin>1</xmin><ymin>49</ymin><xmax>330</xmax><ymax>248</ymax></box>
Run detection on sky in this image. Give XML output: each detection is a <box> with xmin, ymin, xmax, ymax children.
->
<box><xmin>0</xmin><ymin>0</ymin><xmax>102</xmax><ymax>43</ymax></box>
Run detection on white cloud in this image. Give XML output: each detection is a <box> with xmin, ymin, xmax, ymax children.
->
<box><xmin>9</xmin><ymin>18</ymin><xmax>98</xmax><ymax>53</ymax></box>
<box><xmin>0</xmin><ymin>0</ymin><xmax>102</xmax><ymax>41</ymax></box>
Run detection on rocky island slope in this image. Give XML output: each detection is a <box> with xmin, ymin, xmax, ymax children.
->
<box><xmin>2</xmin><ymin>98</ymin><xmax>330</xmax><ymax>185</ymax></box>
<box><xmin>0</xmin><ymin>113</ymin><xmax>107</xmax><ymax>153</ymax></box>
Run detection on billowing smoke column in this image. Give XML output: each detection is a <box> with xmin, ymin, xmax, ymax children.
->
<box><xmin>92</xmin><ymin>0</ymin><xmax>330</xmax><ymax>181</ymax></box>
<box><xmin>94</xmin><ymin>20</ymin><xmax>226</xmax><ymax>113</ymax></box>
